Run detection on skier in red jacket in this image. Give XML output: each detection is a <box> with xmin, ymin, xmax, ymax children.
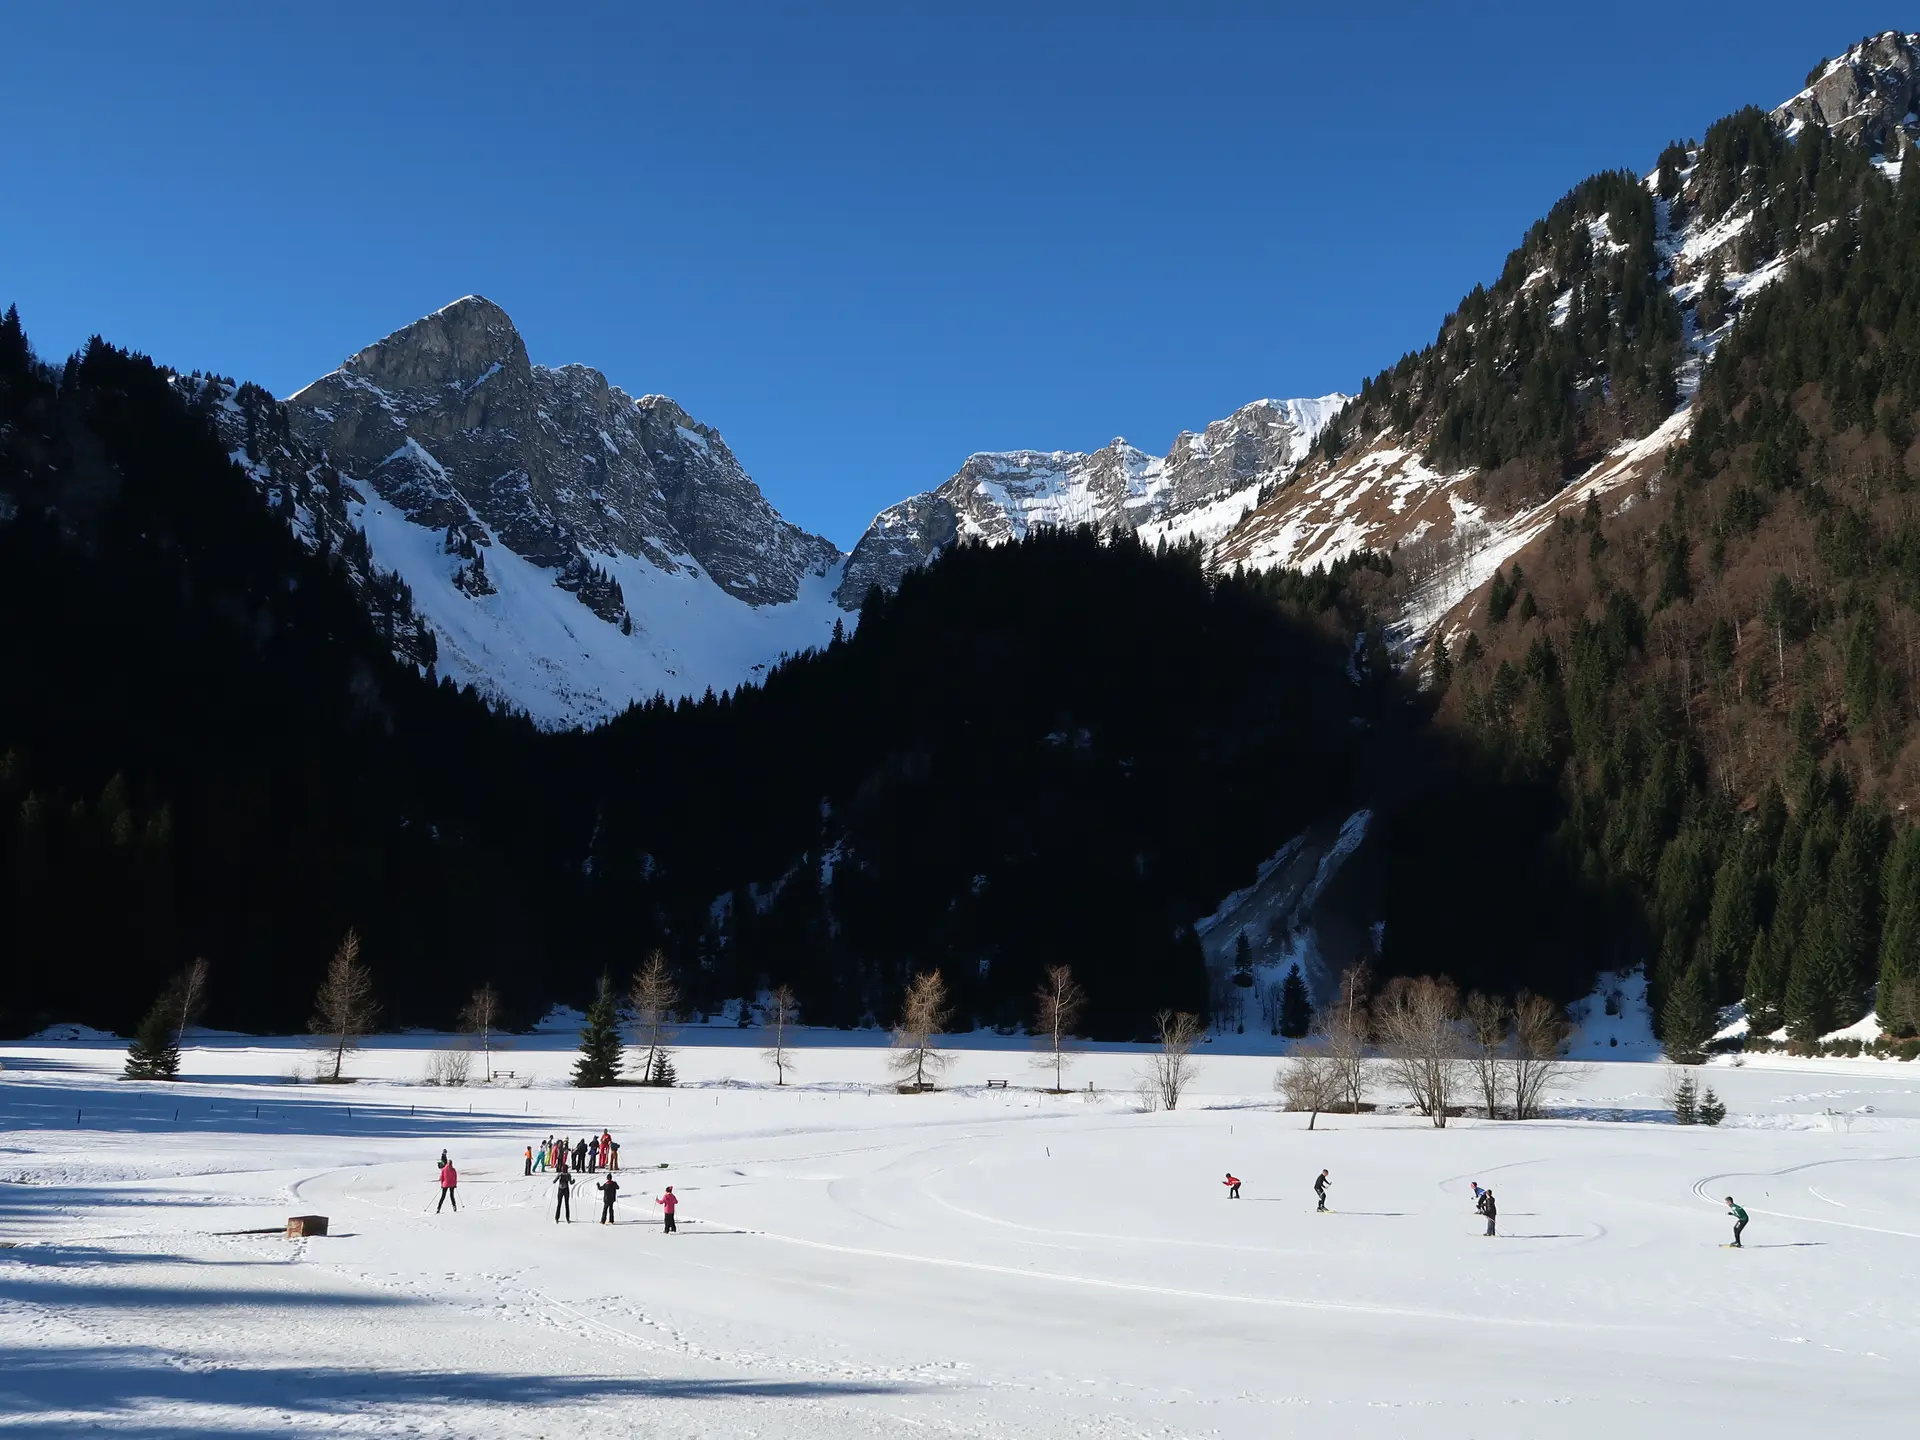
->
<box><xmin>1223</xmin><ymin>1172</ymin><xmax>1241</xmax><ymax>1199</ymax></box>
<box><xmin>656</xmin><ymin>1185</ymin><xmax>679</xmax><ymax>1234</ymax></box>
<box><xmin>437</xmin><ymin>1160</ymin><xmax>458</xmax><ymax>1213</ymax></box>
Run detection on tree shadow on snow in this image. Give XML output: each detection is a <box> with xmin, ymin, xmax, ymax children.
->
<box><xmin>0</xmin><ymin>1341</ymin><xmax>930</xmax><ymax>1435</ymax></box>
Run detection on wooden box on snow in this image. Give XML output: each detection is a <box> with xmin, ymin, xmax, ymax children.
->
<box><xmin>285</xmin><ymin>1215</ymin><xmax>329</xmax><ymax>1238</ymax></box>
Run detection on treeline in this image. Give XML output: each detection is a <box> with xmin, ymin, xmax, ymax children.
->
<box><xmin>1</xmin><ymin>302</ymin><xmax>1636</xmax><ymax>1040</ymax></box>
<box><xmin>1440</xmin><ymin>120</ymin><xmax>1920</xmax><ymax>1047</ymax></box>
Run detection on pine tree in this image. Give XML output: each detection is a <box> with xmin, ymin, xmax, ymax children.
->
<box><xmin>1704</xmin><ymin>837</ymin><xmax>1758</xmax><ymax>999</ymax></box>
<box><xmin>1743</xmin><ymin>929</ymin><xmax>1784</xmax><ymax>1037</ymax></box>
<box><xmin>1278</xmin><ymin>963</ymin><xmax>1312</xmax><ymax>1038</ymax></box>
<box><xmin>1784</xmin><ymin>908</ymin><xmax>1851</xmax><ymax>1050</ymax></box>
<box><xmin>572</xmin><ymin>973</ymin><xmax>624</xmax><ymax>1087</ymax></box>
<box><xmin>647</xmin><ymin>1051</ymin><xmax>677</xmax><ymax>1087</ymax></box>
<box><xmin>1232</xmin><ymin>934</ymin><xmax>1254</xmax><ymax>988</ymax></box>
<box><xmin>1661</xmin><ymin>954</ymin><xmax>1716</xmax><ymax>1063</ymax></box>
<box><xmin>1670</xmin><ymin>1071</ymin><xmax>1698</xmax><ymax>1125</ymax></box>
<box><xmin>123</xmin><ymin>996</ymin><xmax>181</xmax><ymax>1080</ymax></box>
<box><xmin>1698</xmin><ymin>1086</ymin><xmax>1726</xmax><ymax>1126</ymax></box>
<box><xmin>1877</xmin><ymin>826</ymin><xmax>1920</xmax><ymax>1036</ymax></box>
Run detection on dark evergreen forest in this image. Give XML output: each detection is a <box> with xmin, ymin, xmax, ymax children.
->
<box><xmin>1438</xmin><ymin>109</ymin><xmax>1920</xmax><ymax>1053</ymax></box>
<box><xmin>0</xmin><ymin>310</ymin><xmax>1614</xmax><ymax>1039</ymax></box>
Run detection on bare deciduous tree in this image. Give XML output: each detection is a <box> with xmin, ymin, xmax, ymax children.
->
<box><xmin>425</xmin><ymin>1047</ymin><xmax>472</xmax><ymax>1086</ymax></box>
<box><xmin>457</xmin><ymin>982</ymin><xmax>503</xmax><ymax>1083</ymax></box>
<box><xmin>1032</xmin><ymin>965</ymin><xmax>1087</xmax><ymax>1092</ymax></box>
<box><xmin>1276</xmin><ymin>1038</ymin><xmax>1344</xmax><ymax>1129</ymax></box>
<box><xmin>1376</xmin><ymin>975</ymin><xmax>1463</xmax><ymax>1127</ymax></box>
<box><xmin>169</xmin><ymin>956</ymin><xmax>211</xmax><ymax>1053</ymax></box>
<box><xmin>1465</xmin><ymin>991</ymin><xmax>1510</xmax><ymax>1119</ymax></box>
<box><xmin>311</xmin><ymin>929</ymin><xmax>378</xmax><ymax>1083</ymax></box>
<box><xmin>1324</xmin><ymin>963</ymin><xmax>1374</xmax><ymax>1114</ymax></box>
<box><xmin>763</xmin><ymin>983</ymin><xmax>799</xmax><ymax>1086</ymax></box>
<box><xmin>629</xmin><ymin>951</ymin><xmax>679</xmax><ymax>1086</ymax></box>
<box><xmin>1508</xmin><ymin>990</ymin><xmax>1579</xmax><ymax>1120</ymax></box>
<box><xmin>890</xmin><ymin>970</ymin><xmax>952</xmax><ymax>1092</ymax></box>
<box><xmin>1146</xmin><ymin>1010</ymin><xmax>1203</xmax><ymax>1111</ymax></box>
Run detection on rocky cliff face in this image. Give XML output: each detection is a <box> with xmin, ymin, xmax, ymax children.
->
<box><xmin>837</xmin><ymin>395</ymin><xmax>1345</xmax><ymax>605</ymax></box>
<box><xmin>1781</xmin><ymin>31</ymin><xmax>1920</xmax><ymax>150</ymax></box>
<box><xmin>288</xmin><ymin>296</ymin><xmax>841</xmax><ymax>613</ymax></box>
<box><xmin>210</xmin><ymin>297</ymin><xmax>850</xmax><ymax>728</ymax></box>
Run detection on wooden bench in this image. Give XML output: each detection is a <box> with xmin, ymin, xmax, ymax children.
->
<box><xmin>985</xmin><ymin>1078</ymin><xmax>1009</xmax><ymax>1090</ymax></box>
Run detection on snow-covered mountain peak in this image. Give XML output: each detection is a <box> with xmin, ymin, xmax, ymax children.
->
<box><xmin>836</xmin><ymin>392</ymin><xmax>1346</xmax><ymax>605</ymax></box>
<box><xmin>231</xmin><ymin>298</ymin><xmax>851</xmax><ymax>727</ymax></box>
<box><xmin>1776</xmin><ymin>31</ymin><xmax>1920</xmax><ymax>148</ymax></box>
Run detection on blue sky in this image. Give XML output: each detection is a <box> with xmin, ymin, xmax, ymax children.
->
<box><xmin>0</xmin><ymin>3</ymin><xmax>1901</xmax><ymax>546</ymax></box>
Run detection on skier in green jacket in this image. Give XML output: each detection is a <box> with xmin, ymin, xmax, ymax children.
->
<box><xmin>1726</xmin><ymin>1196</ymin><xmax>1748</xmax><ymax>1248</ymax></box>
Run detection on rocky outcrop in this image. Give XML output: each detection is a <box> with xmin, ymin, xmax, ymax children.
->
<box><xmin>837</xmin><ymin>395</ymin><xmax>1345</xmax><ymax>605</ymax></box>
<box><xmin>287</xmin><ymin>296</ymin><xmax>841</xmax><ymax>612</ymax></box>
<box><xmin>1780</xmin><ymin>31</ymin><xmax>1920</xmax><ymax>151</ymax></box>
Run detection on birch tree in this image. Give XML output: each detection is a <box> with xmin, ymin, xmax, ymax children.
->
<box><xmin>457</xmin><ymin>982</ymin><xmax>503</xmax><ymax>1083</ymax></box>
<box><xmin>1146</xmin><ymin>1010</ymin><xmax>1203</xmax><ymax>1111</ymax></box>
<box><xmin>1032</xmin><ymin>965</ymin><xmax>1086</xmax><ymax>1092</ymax></box>
<box><xmin>763</xmin><ymin>983</ymin><xmax>799</xmax><ymax>1086</ymax></box>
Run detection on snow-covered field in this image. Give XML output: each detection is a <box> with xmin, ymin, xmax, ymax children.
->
<box><xmin>3</xmin><ymin>1033</ymin><xmax>1916</xmax><ymax>1437</ymax></box>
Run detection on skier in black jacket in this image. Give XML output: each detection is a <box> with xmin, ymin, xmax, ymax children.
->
<box><xmin>1480</xmin><ymin>1188</ymin><xmax>1497</xmax><ymax>1236</ymax></box>
<box><xmin>1313</xmin><ymin>1169</ymin><xmax>1330</xmax><ymax>1212</ymax></box>
<box><xmin>597</xmin><ymin>1175</ymin><xmax>620</xmax><ymax>1224</ymax></box>
<box><xmin>554</xmin><ymin>1169</ymin><xmax>575</xmax><ymax>1223</ymax></box>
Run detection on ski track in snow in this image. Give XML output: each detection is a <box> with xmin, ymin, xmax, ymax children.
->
<box><xmin>3</xmin><ymin>1035</ymin><xmax>1919</xmax><ymax>1437</ymax></box>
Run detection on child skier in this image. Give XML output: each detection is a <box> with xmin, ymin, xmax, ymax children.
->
<box><xmin>553</xmin><ymin>1168</ymin><xmax>575</xmax><ymax>1223</ymax></box>
<box><xmin>1223</xmin><ymin>1172</ymin><xmax>1241</xmax><ymax>1199</ymax></box>
<box><xmin>1726</xmin><ymin>1196</ymin><xmax>1748</xmax><ymax>1248</ymax></box>
<box><xmin>437</xmin><ymin>1158</ymin><xmax>458</xmax><ymax>1213</ymax></box>
<box><xmin>1469</xmin><ymin>1180</ymin><xmax>1485</xmax><ymax>1209</ymax></box>
<box><xmin>597</xmin><ymin>1174</ymin><xmax>620</xmax><ymax>1224</ymax></box>
<box><xmin>533</xmin><ymin>1138</ymin><xmax>547</xmax><ymax>1173</ymax></box>
<box><xmin>656</xmin><ymin>1185</ymin><xmax>679</xmax><ymax>1234</ymax></box>
<box><xmin>1479</xmin><ymin>1188</ymin><xmax>1497</xmax><ymax>1236</ymax></box>
<box><xmin>1314</xmin><ymin>1169</ymin><xmax>1330</xmax><ymax>1212</ymax></box>
<box><xmin>523</xmin><ymin>1145</ymin><xmax>533</xmax><ymax>1177</ymax></box>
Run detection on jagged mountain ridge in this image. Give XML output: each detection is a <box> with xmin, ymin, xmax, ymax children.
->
<box><xmin>836</xmin><ymin>394</ymin><xmax>1346</xmax><ymax>605</ymax></box>
<box><xmin>238</xmin><ymin>295</ymin><xmax>1347</xmax><ymax>726</ymax></box>
<box><xmin>1211</xmin><ymin>30</ymin><xmax>1920</xmax><ymax>650</ymax></box>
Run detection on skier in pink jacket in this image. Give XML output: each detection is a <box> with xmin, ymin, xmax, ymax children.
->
<box><xmin>656</xmin><ymin>1185</ymin><xmax>678</xmax><ymax>1234</ymax></box>
<box><xmin>437</xmin><ymin>1160</ymin><xmax>459</xmax><ymax>1213</ymax></box>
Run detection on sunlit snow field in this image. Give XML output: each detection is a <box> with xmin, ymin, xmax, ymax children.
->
<box><xmin>2</xmin><ymin>1031</ymin><xmax>1916</xmax><ymax>1437</ymax></box>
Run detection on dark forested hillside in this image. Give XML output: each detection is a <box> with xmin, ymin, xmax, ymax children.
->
<box><xmin>1440</xmin><ymin>123</ymin><xmax>1920</xmax><ymax>1052</ymax></box>
<box><xmin>0</xmin><ymin>310</ymin><xmax>1621</xmax><ymax>1039</ymax></box>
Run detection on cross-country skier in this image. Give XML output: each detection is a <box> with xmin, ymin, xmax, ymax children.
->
<box><xmin>609</xmin><ymin>1140</ymin><xmax>620</xmax><ymax>1171</ymax></box>
<box><xmin>1480</xmin><ymin>1188</ymin><xmax>1497</xmax><ymax>1237</ymax></box>
<box><xmin>437</xmin><ymin>1158</ymin><xmax>458</xmax><ymax>1213</ymax></box>
<box><xmin>1223</xmin><ymin>1173</ymin><xmax>1241</xmax><ymax>1199</ymax></box>
<box><xmin>599</xmin><ymin>1130</ymin><xmax>612</xmax><ymax>1169</ymax></box>
<box><xmin>533</xmin><ymin>1138</ymin><xmax>547</xmax><ymax>1173</ymax></box>
<box><xmin>597</xmin><ymin>1174</ymin><xmax>620</xmax><ymax>1224</ymax></box>
<box><xmin>656</xmin><ymin>1185</ymin><xmax>678</xmax><ymax>1234</ymax></box>
<box><xmin>1470</xmin><ymin>1180</ymin><xmax>1485</xmax><ymax>1209</ymax></box>
<box><xmin>524</xmin><ymin>1145</ymin><xmax>533</xmax><ymax>1177</ymax></box>
<box><xmin>554</xmin><ymin>1168</ymin><xmax>575</xmax><ymax>1223</ymax></box>
<box><xmin>1726</xmin><ymin>1196</ymin><xmax>1748</xmax><ymax>1248</ymax></box>
<box><xmin>1314</xmin><ymin>1169</ymin><xmax>1330</xmax><ymax>1212</ymax></box>
<box><xmin>437</xmin><ymin>1148</ymin><xmax>449</xmax><ymax>1170</ymax></box>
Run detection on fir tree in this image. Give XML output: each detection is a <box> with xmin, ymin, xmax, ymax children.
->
<box><xmin>1877</xmin><ymin>827</ymin><xmax>1920</xmax><ymax>1036</ymax></box>
<box><xmin>647</xmin><ymin>1050</ymin><xmax>677</xmax><ymax>1087</ymax></box>
<box><xmin>1232</xmin><ymin>934</ymin><xmax>1254</xmax><ymax>988</ymax></box>
<box><xmin>1743</xmin><ymin>929</ymin><xmax>1784</xmax><ymax>1038</ymax></box>
<box><xmin>572</xmin><ymin>973</ymin><xmax>624</xmax><ymax>1087</ymax></box>
<box><xmin>1784</xmin><ymin>908</ymin><xmax>1852</xmax><ymax>1050</ymax></box>
<box><xmin>1660</xmin><ymin>954</ymin><xmax>1716</xmax><ymax>1064</ymax></box>
<box><xmin>1278</xmin><ymin>963</ymin><xmax>1312</xmax><ymax>1039</ymax></box>
<box><xmin>1698</xmin><ymin>1086</ymin><xmax>1726</xmax><ymax>1126</ymax></box>
<box><xmin>123</xmin><ymin>996</ymin><xmax>181</xmax><ymax>1080</ymax></box>
<box><xmin>1670</xmin><ymin>1071</ymin><xmax>1698</xmax><ymax>1124</ymax></box>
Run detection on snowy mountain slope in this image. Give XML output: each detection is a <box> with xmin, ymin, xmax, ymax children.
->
<box><xmin>836</xmin><ymin>394</ymin><xmax>1346</xmax><ymax>604</ymax></box>
<box><xmin>1211</xmin><ymin>31</ymin><xmax>1920</xmax><ymax>642</ymax></box>
<box><xmin>225</xmin><ymin>297</ymin><xmax>850</xmax><ymax>727</ymax></box>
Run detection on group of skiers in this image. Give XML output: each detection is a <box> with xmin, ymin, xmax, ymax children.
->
<box><xmin>432</xmin><ymin>1135</ymin><xmax>681</xmax><ymax>1230</ymax></box>
<box><xmin>1214</xmin><ymin>1169</ymin><xmax>1752</xmax><ymax>1247</ymax></box>
<box><xmin>527</xmin><ymin>1131</ymin><xmax>617</xmax><ymax>1175</ymax></box>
